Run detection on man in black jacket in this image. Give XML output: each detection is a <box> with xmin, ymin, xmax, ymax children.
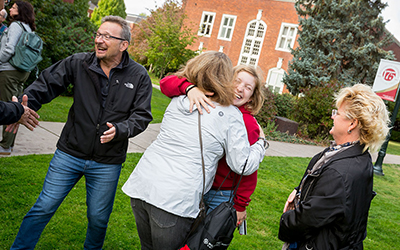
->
<box><xmin>11</xmin><ymin>16</ymin><xmax>153</xmax><ymax>250</ymax></box>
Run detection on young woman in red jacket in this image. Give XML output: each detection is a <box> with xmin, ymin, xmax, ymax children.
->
<box><xmin>160</xmin><ymin>64</ymin><xmax>266</xmax><ymax>228</ymax></box>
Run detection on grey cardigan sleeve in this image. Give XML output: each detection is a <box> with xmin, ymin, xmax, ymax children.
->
<box><xmin>0</xmin><ymin>22</ymin><xmax>24</xmax><ymax>63</ymax></box>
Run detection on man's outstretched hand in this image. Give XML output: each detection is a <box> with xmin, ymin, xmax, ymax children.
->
<box><xmin>6</xmin><ymin>95</ymin><xmax>40</xmax><ymax>133</ymax></box>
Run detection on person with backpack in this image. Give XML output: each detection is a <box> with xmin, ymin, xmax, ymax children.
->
<box><xmin>0</xmin><ymin>1</ymin><xmax>36</xmax><ymax>155</ymax></box>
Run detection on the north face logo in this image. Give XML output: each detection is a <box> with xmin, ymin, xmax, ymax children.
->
<box><xmin>124</xmin><ymin>82</ymin><xmax>134</xmax><ymax>89</ymax></box>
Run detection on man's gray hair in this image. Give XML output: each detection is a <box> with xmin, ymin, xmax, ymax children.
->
<box><xmin>0</xmin><ymin>9</ymin><xmax>7</xmax><ymax>19</ymax></box>
<box><xmin>101</xmin><ymin>15</ymin><xmax>131</xmax><ymax>43</ymax></box>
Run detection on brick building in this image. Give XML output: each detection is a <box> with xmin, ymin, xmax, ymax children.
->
<box><xmin>182</xmin><ymin>0</ymin><xmax>400</xmax><ymax>94</ymax></box>
<box><xmin>183</xmin><ymin>0</ymin><xmax>299</xmax><ymax>93</ymax></box>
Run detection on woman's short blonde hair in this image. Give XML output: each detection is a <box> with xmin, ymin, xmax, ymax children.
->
<box><xmin>175</xmin><ymin>51</ymin><xmax>234</xmax><ymax>106</ymax></box>
<box><xmin>335</xmin><ymin>84</ymin><xmax>390</xmax><ymax>152</ymax></box>
<box><xmin>233</xmin><ymin>65</ymin><xmax>265</xmax><ymax>115</ymax></box>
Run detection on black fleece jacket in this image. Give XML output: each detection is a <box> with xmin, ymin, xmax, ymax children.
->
<box><xmin>279</xmin><ymin>143</ymin><xmax>374</xmax><ymax>250</ymax></box>
<box><xmin>23</xmin><ymin>51</ymin><xmax>153</xmax><ymax>164</ymax></box>
<box><xmin>0</xmin><ymin>101</ymin><xmax>24</xmax><ymax>125</ymax></box>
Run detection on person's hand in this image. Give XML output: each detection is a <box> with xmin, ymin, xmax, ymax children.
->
<box><xmin>283</xmin><ymin>189</ymin><xmax>297</xmax><ymax>213</ymax></box>
<box><xmin>100</xmin><ymin>122</ymin><xmax>116</xmax><ymax>143</ymax></box>
<box><xmin>186</xmin><ymin>86</ymin><xmax>215</xmax><ymax>114</ymax></box>
<box><xmin>236</xmin><ymin>210</ymin><xmax>247</xmax><ymax>227</ymax></box>
<box><xmin>6</xmin><ymin>95</ymin><xmax>40</xmax><ymax>133</ymax></box>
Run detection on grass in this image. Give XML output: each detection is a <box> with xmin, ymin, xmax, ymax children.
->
<box><xmin>36</xmin><ymin>94</ymin><xmax>400</xmax><ymax>156</ymax></box>
<box><xmin>35</xmin><ymin>92</ymin><xmax>400</xmax><ymax>157</ymax></box>
<box><xmin>1</xmin><ymin>155</ymin><xmax>399</xmax><ymax>249</ymax></box>
<box><xmin>36</xmin><ymin>96</ymin><xmax>74</xmax><ymax>122</ymax></box>
<box><xmin>36</xmin><ymin>87</ymin><xmax>171</xmax><ymax>124</ymax></box>
<box><xmin>386</xmin><ymin>141</ymin><xmax>400</xmax><ymax>156</ymax></box>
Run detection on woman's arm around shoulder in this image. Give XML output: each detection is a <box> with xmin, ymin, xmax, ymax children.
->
<box><xmin>160</xmin><ymin>75</ymin><xmax>191</xmax><ymax>98</ymax></box>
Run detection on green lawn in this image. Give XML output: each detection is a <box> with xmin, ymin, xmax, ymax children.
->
<box><xmin>386</xmin><ymin>141</ymin><xmax>400</xmax><ymax>156</ymax></box>
<box><xmin>0</xmin><ymin>155</ymin><xmax>399</xmax><ymax>249</ymax></box>
<box><xmin>36</xmin><ymin>95</ymin><xmax>400</xmax><ymax>156</ymax></box>
<box><xmin>36</xmin><ymin>87</ymin><xmax>170</xmax><ymax>124</ymax></box>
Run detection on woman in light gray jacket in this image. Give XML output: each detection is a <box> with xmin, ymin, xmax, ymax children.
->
<box><xmin>0</xmin><ymin>1</ymin><xmax>36</xmax><ymax>155</ymax></box>
<box><xmin>122</xmin><ymin>51</ymin><xmax>267</xmax><ymax>250</ymax></box>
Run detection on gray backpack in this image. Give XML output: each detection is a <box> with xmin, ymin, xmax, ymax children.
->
<box><xmin>9</xmin><ymin>22</ymin><xmax>43</xmax><ymax>75</ymax></box>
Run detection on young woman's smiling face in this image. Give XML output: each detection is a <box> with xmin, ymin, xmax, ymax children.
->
<box><xmin>233</xmin><ymin>71</ymin><xmax>256</xmax><ymax>107</ymax></box>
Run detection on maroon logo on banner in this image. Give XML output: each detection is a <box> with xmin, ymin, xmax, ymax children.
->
<box><xmin>382</xmin><ymin>68</ymin><xmax>396</xmax><ymax>81</ymax></box>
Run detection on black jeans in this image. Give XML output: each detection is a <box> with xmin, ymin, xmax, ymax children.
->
<box><xmin>130</xmin><ymin>198</ymin><xmax>194</xmax><ymax>250</ymax></box>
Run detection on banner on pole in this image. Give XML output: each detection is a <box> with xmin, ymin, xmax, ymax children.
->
<box><xmin>372</xmin><ymin>59</ymin><xmax>400</xmax><ymax>102</ymax></box>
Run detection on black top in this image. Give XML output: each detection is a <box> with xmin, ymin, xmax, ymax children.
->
<box><xmin>0</xmin><ymin>101</ymin><xmax>24</xmax><ymax>125</ymax></box>
<box><xmin>23</xmin><ymin>51</ymin><xmax>153</xmax><ymax>164</ymax></box>
<box><xmin>279</xmin><ymin>143</ymin><xmax>374</xmax><ymax>250</ymax></box>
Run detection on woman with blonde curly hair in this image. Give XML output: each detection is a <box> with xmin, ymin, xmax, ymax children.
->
<box><xmin>279</xmin><ymin>83</ymin><xmax>390</xmax><ymax>250</ymax></box>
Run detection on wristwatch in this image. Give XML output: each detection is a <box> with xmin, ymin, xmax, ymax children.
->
<box><xmin>258</xmin><ymin>137</ymin><xmax>269</xmax><ymax>150</ymax></box>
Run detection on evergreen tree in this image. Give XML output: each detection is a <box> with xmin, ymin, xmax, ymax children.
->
<box><xmin>129</xmin><ymin>0</ymin><xmax>197</xmax><ymax>78</ymax></box>
<box><xmin>283</xmin><ymin>0</ymin><xmax>395</xmax><ymax>95</ymax></box>
<box><xmin>25</xmin><ymin>0</ymin><xmax>96</xmax><ymax>85</ymax></box>
<box><xmin>90</xmin><ymin>0</ymin><xmax>126</xmax><ymax>27</ymax></box>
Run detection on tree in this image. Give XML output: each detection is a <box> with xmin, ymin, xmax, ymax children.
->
<box><xmin>26</xmin><ymin>0</ymin><xmax>97</xmax><ymax>86</ymax></box>
<box><xmin>129</xmin><ymin>0</ymin><xmax>197</xmax><ymax>78</ymax></box>
<box><xmin>90</xmin><ymin>0</ymin><xmax>126</xmax><ymax>27</ymax></box>
<box><xmin>283</xmin><ymin>0</ymin><xmax>395</xmax><ymax>95</ymax></box>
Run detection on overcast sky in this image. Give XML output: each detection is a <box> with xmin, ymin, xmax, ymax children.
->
<box><xmin>124</xmin><ymin>0</ymin><xmax>400</xmax><ymax>41</ymax></box>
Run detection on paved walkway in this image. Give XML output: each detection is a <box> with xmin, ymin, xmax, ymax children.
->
<box><xmin>1</xmin><ymin>122</ymin><xmax>399</xmax><ymax>165</ymax></box>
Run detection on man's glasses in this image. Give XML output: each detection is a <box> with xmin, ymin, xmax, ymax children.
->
<box><xmin>94</xmin><ymin>32</ymin><xmax>126</xmax><ymax>41</ymax></box>
<box><xmin>332</xmin><ymin>109</ymin><xmax>339</xmax><ymax>117</ymax></box>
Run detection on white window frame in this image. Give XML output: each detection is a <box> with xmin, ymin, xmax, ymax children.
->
<box><xmin>238</xmin><ymin>19</ymin><xmax>267</xmax><ymax>66</ymax></box>
<box><xmin>218</xmin><ymin>14</ymin><xmax>237</xmax><ymax>41</ymax></box>
<box><xmin>275</xmin><ymin>23</ymin><xmax>298</xmax><ymax>52</ymax></box>
<box><xmin>198</xmin><ymin>11</ymin><xmax>216</xmax><ymax>37</ymax></box>
<box><xmin>266</xmin><ymin>68</ymin><xmax>285</xmax><ymax>94</ymax></box>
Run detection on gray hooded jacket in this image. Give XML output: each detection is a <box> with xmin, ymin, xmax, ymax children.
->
<box><xmin>122</xmin><ymin>95</ymin><xmax>265</xmax><ymax>218</ymax></box>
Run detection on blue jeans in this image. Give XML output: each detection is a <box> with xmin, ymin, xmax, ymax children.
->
<box><xmin>11</xmin><ymin>149</ymin><xmax>122</xmax><ymax>250</ymax></box>
<box><xmin>130</xmin><ymin>198</ymin><xmax>194</xmax><ymax>250</ymax></box>
<box><xmin>204</xmin><ymin>189</ymin><xmax>233</xmax><ymax>213</ymax></box>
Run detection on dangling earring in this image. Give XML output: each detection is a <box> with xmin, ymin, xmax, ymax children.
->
<box><xmin>347</xmin><ymin>129</ymin><xmax>352</xmax><ymax>134</ymax></box>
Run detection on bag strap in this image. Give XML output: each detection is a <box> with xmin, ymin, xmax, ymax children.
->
<box><xmin>229</xmin><ymin>160</ymin><xmax>247</xmax><ymax>202</ymax></box>
<box><xmin>198</xmin><ymin>111</ymin><xmax>206</xmax><ymax>213</ymax></box>
<box><xmin>15</xmin><ymin>21</ymin><xmax>27</xmax><ymax>32</ymax></box>
<box><xmin>180</xmin><ymin>111</ymin><xmax>206</xmax><ymax>246</ymax></box>
<box><xmin>208</xmin><ymin>157</ymin><xmax>248</xmax><ymax>204</ymax></box>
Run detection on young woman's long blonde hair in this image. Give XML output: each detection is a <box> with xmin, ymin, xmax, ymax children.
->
<box><xmin>175</xmin><ymin>51</ymin><xmax>234</xmax><ymax>106</ymax></box>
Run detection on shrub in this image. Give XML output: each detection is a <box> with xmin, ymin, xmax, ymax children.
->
<box><xmin>274</xmin><ymin>93</ymin><xmax>296</xmax><ymax>118</ymax></box>
<box><xmin>391</xmin><ymin>130</ymin><xmax>400</xmax><ymax>142</ymax></box>
<box><xmin>255</xmin><ymin>87</ymin><xmax>277</xmax><ymax>128</ymax></box>
<box><xmin>292</xmin><ymin>84</ymin><xmax>339</xmax><ymax>140</ymax></box>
